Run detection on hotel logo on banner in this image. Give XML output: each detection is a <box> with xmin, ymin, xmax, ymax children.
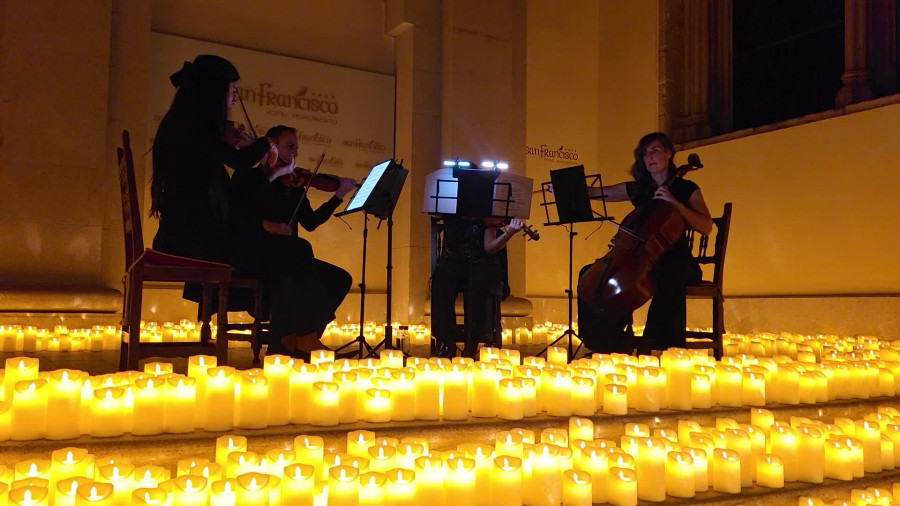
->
<box><xmin>343</xmin><ymin>138</ymin><xmax>388</xmax><ymax>154</ymax></box>
<box><xmin>298</xmin><ymin>131</ymin><xmax>332</xmax><ymax>146</ymax></box>
<box><xmin>526</xmin><ymin>144</ymin><xmax>579</xmax><ymax>162</ymax></box>
<box><xmin>237</xmin><ymin>82</ymin><xmax>340</xmax><ymax>115</ymax></box>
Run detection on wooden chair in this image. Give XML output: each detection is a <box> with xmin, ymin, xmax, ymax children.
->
<box><xmin>117</xmin><ymin>130</ymin><xmax>235</xmax><ymax>370</ymax></box>
<box><xmin>683</xmin><ymin>202</ymin><xmax>733</xmax><ymax>359</ymax></box>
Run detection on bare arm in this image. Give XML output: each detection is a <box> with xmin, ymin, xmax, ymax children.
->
<box><xmin>587</xmin><ymin>182</ymin><xmax>630</xmax><ymax>202</ymax></box>
<box><xmin>484</xmin><ymin>218</ymin><xmax>524</xmax><ymax>255</ymax></box>
<box><xmin>656</xmin><ymin>187</ymin><xmax>713</xmax><ymax>235</ymax></box>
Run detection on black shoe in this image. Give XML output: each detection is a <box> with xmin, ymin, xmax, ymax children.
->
<box><xmin>434</xmin><ymin>342</ymin><xmax>457</xmax><ymax>358</ymax></box>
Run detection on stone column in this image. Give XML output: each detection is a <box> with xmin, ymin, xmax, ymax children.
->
<box><xmin>835</xmin><ymin>0</ymin><xmax>873</xmax><ymax>107</ymax></box>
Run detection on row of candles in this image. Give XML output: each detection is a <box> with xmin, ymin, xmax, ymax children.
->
<box><xmin>0</xmin><ymin>321</ymin><xmax>583</xmax><ymax>353</ymax></box>
<box><xmin>4</xmin><ymin>407</ymin><xmax>900</xmax><ymax>505</ymax></box>
<box><xmin>800</xmin><ymin>485</ymin><xmax>900</xmax><ymax>505</ymax></box>
<box><xmin>0</xmin><ymin>321</ymin><xmax>891</xmax><ymax>357</ymax></box>
<box><xmin>3</xmin><ymin>341</ymin><xmax>900</xmax><ymax>440</ymax></box>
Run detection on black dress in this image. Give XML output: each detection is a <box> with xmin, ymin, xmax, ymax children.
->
<box><xmin>228</xmin><ymin>168</ymin><xmax>352</xmax><ymax>340</ymax></box>
<box><xmin>577</xmin><ymin>178</ymin><xmax>702</xmax><ymax>353</ymax></box>
<box><xmin>430</xmin><ymin>217</ymin><xmax>506</xmax><ymax>347</ymax></box>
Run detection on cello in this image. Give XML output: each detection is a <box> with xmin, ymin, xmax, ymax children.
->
<box><xmin>576</xmin><ymin>153</ymin><xmax>703</xmax><ymax>316</ymax></box>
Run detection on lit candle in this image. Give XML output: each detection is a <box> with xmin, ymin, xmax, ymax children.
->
<box><xmin>236</xmin><ymin>473</ymin><xmax>274</xmax><ymax>505</ymax></box>
<box><xmin>171</xmin><ymin>475</ymin><xmax>208</xmax><ymax>506</ymax></box>
<box><xmin>685</xmin><ymin>447</ymin><xmax>708</xmax><ymax>493</ymax></box>
<box><xmin>90</xmin><ymin>387</ymin><xmax>125</xmax><ymax>438</ymax></box>
<box><xmin>691</xmin><ymin>373</ymin><xmax>712</xmax><ymax>409</ymax></box>
<box><xmin>310</xmin><ymin>381</ymin><xmax>340</xmax><ymax>426</ymax></box>
<box><xmin>602</xmin><ymin>384</ymin><xmax>628</xmax><ymax>415</ymax></box>
<box><xmin>327</xmin><ymin>465</ymin><xmax>359</xmax><ymax>506</ymax></box>
<box><xmin>711</xmin><ymin>448</ymin><xmax>741</xmax><ymax>494</ymax></box>
<box><xmin>367</xmin><ymin>445</ymin><xmax>397</xmax><ymax>474</ymax></box>
<box><xmin>280</xmin><ymin>464</ymin><xmax>315</xmax><ymax>505</ymax></box>
<box><xmin>633</xmin><ymin>367</ymin><xmax>662</xmax><ymax>412</ymax></box>
<box><xmin>264</xmin><ymin>449</ymin><xmax>296</xmax><ymax>478</ymax></box>
<box><xmin>288</xmin><ymin>362</ymin><xmax>317</xmax><ymax>424</ymax></box>
<box><xmin>415</xmin><ymin>363</ymin><xmax>440</xmax><ymax>420</ymax></box>
<box><xmin>50</xmin><ymin>448</ymin><xmax>94</xmax><ymax>488</ymax></box>
<box><xmin>209</xmin><ymin>479</ymin><xmax>238</xmax><ymax>506</ymax></box>
<box><xmin>46</xmin><ymin>369</ymin><xmax>83</xmax><ymax>440</ymax></box>
<box><xmin>636</xmin><ymin>437</ymin><xmax>667</xmax><ymax>501</ymax></box>
<box><xmin>577</xmin><ymin>446</ymin><xmax>608</xmax><ymax>503</ymax></box>
<box><xmin>665</xmin><ymin>451</ymin><xmax>694</xmax><ymax>498</ymax></box>
<box><xmin>561</xmin><ymin>470</ymin><xmax>591</xmax><ymax>506</ymax></box>
<box><xmin>294</xmin><ymin>435</ymin><xmax>325</xmax><ymax>481</ymax></box>
<box><xmin>544</xmin><ymin>368</ymin><xmax>572</xmax><ymax>417</ymax></box>
<box><xmin>856</xmin><ymin>419</ymin><xmax>883</xmax><ymax>473</ymax></box>
<box><xmin>606</xmin><ymin>467</ymin><xmax>637</xmax><ymax>506</ymax></box>
<box><xmin>363</xmin><ymin>388</ymin><xmax>391</xmax><ymax>423</ymax></box>
<box><xmin>796</xmin><ymin>424</ymin><xmax>825</xmax><ymax>483</ymax></box>
<box><xmin>385</xmin><ymin>469</ymin><xmax>416</xmax><ymax>506</ymax></box>
<box><xmin>768</xmin><ymin>423</ymin><xmax>797</xmax><ymax>481</ymax></box>
<box><xmin>334</xmin><ymin>371</ymin><xmax>358</xmax><ymax>424</ymax></box>
<box><xmin>9</xmin><ymin>485</ymin><xmax>50</xmax><ymax>506</ymax></box>
<box><xmin>358</xmin><ymin>471</ymin><xmax>386</xmax><ymax>506</ymax></box>
<box><xmin>755</xmin><ymin>454</ymin><xmax>783</xmax><ymax>488</ymax></box>
<box><xmin>236</xmin><ymin>372</ymin><xmax>269</xmax><ymax>429</ymax></box>
<box><xmin>471</xmin><ymin>362</ymin><xmax>499</xmax><ymax>418</ymax></box>
<box><xmin>204</xmin><ymin>367</ymin><xmax>236</xmax><ymax>432</ymax></box>
<box><xmin>225</xmin><ymin>452</ymin><xmax>259</xmax><ymax>480</ymax></box>
<box><xmin>413</xmin><ymin>456</ymin><xmax>444</xmax><ymax>504</ymax></box>
<box><xmin>187</xmin><ymin>355</ymin><xmax>215</xmax><ymax>428</ymax></box>
<box><xmin>723</xmin><ymin>428</ymin><xmax>752</xmax><ymax>487</ymax></box>
<box><xmin>75</xmin><ymin>482</ymin><xmax>115</xmax><ymax>505</ymax></box>
<box><xmin>741</xmin><ymin>369</ymin><xmax>766</xmax><ymax>406</ymax></box>
<box><xmin>56</xmin><ymin>477</ymin><xmax>94</xmax><ymax>506</ymax></box>
<box><xmin>263</xmin><ymin>354</ymin><xmax>291</xmax><ymax>426</ymax></box>
<box><xmin>132</xmin><ymin>377</ymin><xmax>165</xmax><ymax>436</ymax></box>
<box><xmin>3</xmin><ymin>357</ymin><xmax>39</xmax><ymax>402</ymax></box>
<box><xmin>664</xmin><ymin>352</ymin><xmax>692</xmax><ymax>410</ymax></box>
<box><xmin>11</xmin><ymin>379</ymin><xmax>49</xmax><ymax>440</ymax></box>
<box><xmin>497</xmin><ymin>378</ymin><xmax>524</xmax><ymax>420</ymax></box>
<box><xmin>569</xmin><ymin>418</ymin><xmax>594</xmax><ymax>443</ymax></box>
<box><xmin>714</xmin><ymin>364</ymin><xmax>741</xmax><ymax>407</ymax></box>
<box><xmin>215</xmin><ymin>436</ymin><xmax>247</xmax><ymax>467</ymax></box>
<box><xmin>571</xmin><ymin>376</ymin><xmax>596</xmax><ymax>416</ymax></box>
<box><xmin>824</xmin><ymin>438</ymin><xmax>854</xmax><ymax>481</ymax></box>
<box><xmin>445</xmin><ymin>457</ymin><xmax>477</xmax><ymax>504</ymax></box>
<box><xmin>130</xmin><ymin>488</ymin><xmax>167</xmax><ymax>506</ymax></box>
<box><xmin>164</xmin><ymin>375</ymin><xmax>195</xmax><ymax>434</ymax></box>
<box><xmin>97</xmin><ymin>463</ymin><xmax>135</xmax><ymax>505</ymax></box>
<box><xmin>491</xmin><ymin>456</ymin><xmax>522</xmax><ymax>506</ymax></box>
<box><xmin>531</xmin><ymin>443</ymin><xmax>561</xmax><ymax>506</ymax></box>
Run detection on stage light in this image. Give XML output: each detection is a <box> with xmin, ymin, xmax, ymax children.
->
<box><xmin>496</xmin><ymin>162</ymin><xmax>509</xmax><ymax>170</ymax></box>
<box><xmin>458</xmin><ymin>160</ymin><xmax>471</xmax><ymax>168</ymax></box>
<box><xmin>481</xmin><ymin>161</ymin><xmax>495</xmax><ymax>168</ymax></box>
<box><xmin>481</xmin><ymin>160</ymin><xmax>508</xmax><ymax>170</ymax></box>
<box><xmin>443</xmin><ymin>160</ymin><xmax>456</xmax><ymax>167</ymax></box>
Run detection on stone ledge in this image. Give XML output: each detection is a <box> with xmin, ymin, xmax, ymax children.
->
<box><xmin>0</xmin><ymin>287</ymin><xmax>121</xmax><ymax>313</ymax></box>
<box><xmin>423</xmin><ymin>295</ymin><xmax>533</xmax><ymax>318</ymax></box>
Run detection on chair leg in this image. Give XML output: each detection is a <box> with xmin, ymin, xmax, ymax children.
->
<box><xmin>119</xmin><ymin>274</ymin><xmax>131</xmax><ymax>371</ymax></box>
<box><xmin>251</xmin><ymin>283</ymin><xmax>262</xmax><ymax>364</ymax></box>
<box><xmin>713</xmin><ymin>295</ymin><xmax>724</xmax><ymax>359</ymax></box>
<box><xmin>199</xmin><ymin>282</ymin><xmax>213</xmax><ymax>343</ymax></box>
<box><xmin>216</xmin><ymin>282</ymin><xmax>229</xmax><ymax>366</ymax></box>
<box><xmin>127</xmin><ymin>273</ymin><xmax>144</xmax><ymax>371</ymax></box>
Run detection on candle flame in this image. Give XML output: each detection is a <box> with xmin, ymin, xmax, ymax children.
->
<box><xmin>89</xmin><ymin>486</ymin><xmax>100</xmax><ymax>499</ymax></box>
<box><xmin>28</xmin><ymin>462</ymin><xmax>37</xmax><ymax>474</ymax></box>
<box><xmin>224</xmin><ymin>481</ymin><xmax>232</xmax><ymax>493</ymax></box>
<box><xmin>186</xmin><ymin>477</ymin><xmax>193</xmax><ymax>488</ymax></box>
<box><xmin>24</xmin><ymin>489</ymin><xmax>32</xmax><ymax>501</ymax></box>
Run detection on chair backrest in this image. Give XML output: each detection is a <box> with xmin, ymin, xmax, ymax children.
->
<box><xmin>685</xmin><ymin>202</ymin><xmax>733</xmax><ymax>286</ymax></box>
<box><xmin>117</xmin><ymin>130</ymin><xmax>144</xmax><ymax>269</ymax></box>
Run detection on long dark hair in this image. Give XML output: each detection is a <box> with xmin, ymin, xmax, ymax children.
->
<box><xmin>149</xmin><ymin>55</ymin><xmax>240</xmax><ymax>217</ymax></box>
<box><xmin>629</xmin><ymin>132</ymin><xmax>677</xmax><ymax>190</ymax></box>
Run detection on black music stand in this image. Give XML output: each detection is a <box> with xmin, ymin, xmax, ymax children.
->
<box><xmin>537</xmin><ymin>165</ymin><xmax>612</xmax><ymax>360</ymax></box>
<box><xmin>334</xmin><ymin>159</ymin><xmax>408</xmax><ymax>358</ymax></box>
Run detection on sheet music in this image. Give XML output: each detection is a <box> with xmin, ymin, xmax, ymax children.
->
<box><xmin>422</xmin><ymin>168</ymin><xmax>458</xmax><ymax>214</ymax></box>
<box><xmin>492</xmin><ymin>172</ymin><xmax>533</xmax><ymax>219</ymax></box>
<box><xmin>344</xmin><ymin>159</ymin><xmax>392</xmax><ymax>213</ymax></box>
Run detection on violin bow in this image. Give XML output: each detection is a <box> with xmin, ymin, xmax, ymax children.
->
<box><xmin>288</xmin><ymin>152</ymin><xmax>327</xmax><ymax>230</ymax></box>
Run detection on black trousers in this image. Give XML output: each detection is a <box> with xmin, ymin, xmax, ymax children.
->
<box><xmin>577</xmin><ymin>245</ymin><xmax>700</xmax><ymax>353</ymax></box>
<box><xmin>430</xmin><ymin>258</ymin><xmax>502</xmax><ymax>346</ymax></box>
<box><xmin>232</xmin><ymin>232</ymin><xmax>352</xmax><ymax>340</ymax></box>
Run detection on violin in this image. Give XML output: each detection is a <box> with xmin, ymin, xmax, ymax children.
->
<box><xmin>485</xmin><ymin>217</ymin><xmax>541</xmax><ymax>241</ymax></box>
<box><xmin>279</xmin><ymin>166</ymin><xmax>343</xmax><ymax>192</ymax></box>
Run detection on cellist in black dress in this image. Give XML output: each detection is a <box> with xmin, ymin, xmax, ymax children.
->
<box><xmin>575</xmin><ymin>132</ymin><xmax>713</xmax><ymax>353</ymax></box>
